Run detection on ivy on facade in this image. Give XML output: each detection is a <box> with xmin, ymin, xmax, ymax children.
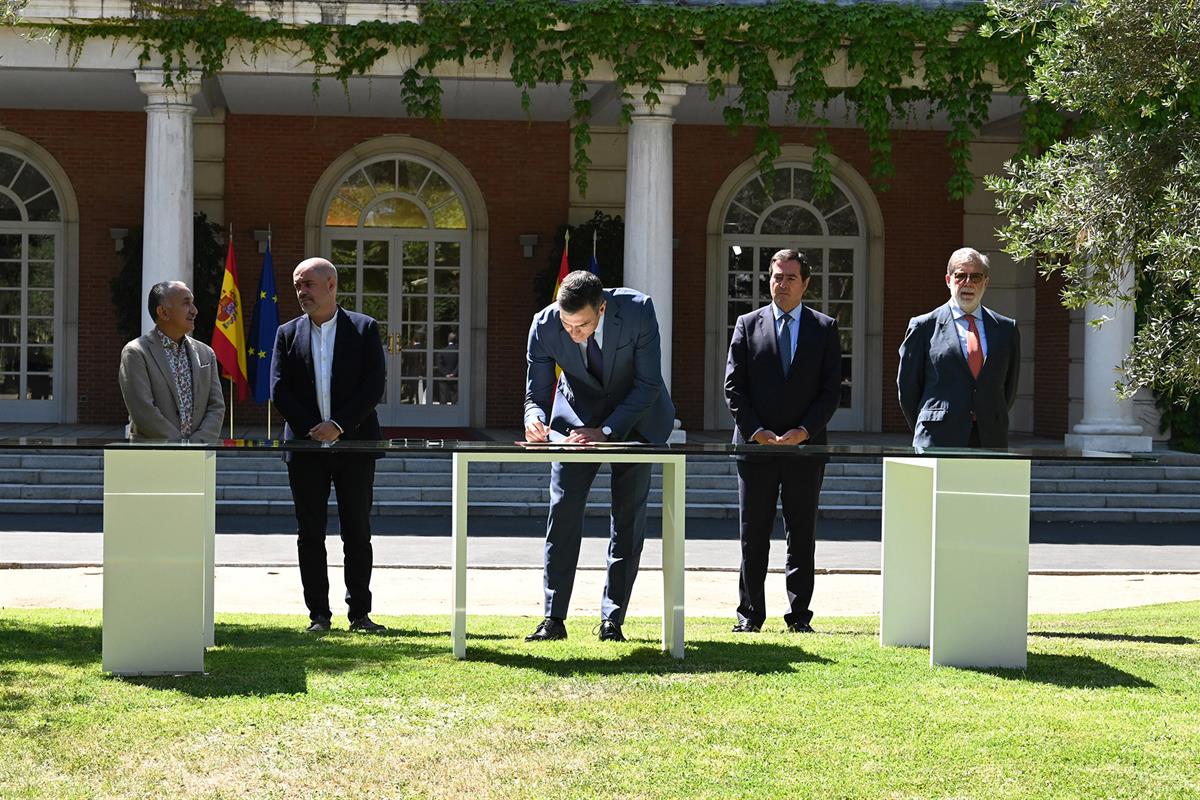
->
<box><xmin>34</xmin><ymin>0</ymin><xmax>1054</xmax><ymax>198</ymax></box>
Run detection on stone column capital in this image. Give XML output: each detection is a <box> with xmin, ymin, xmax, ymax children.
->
<box><xmin>135</xmin><ymin>69</ymin><xmax>201</xmax><ymax>110</ymax></box>
<box><xmin>626</xmin><ymin>83</ymin><xmax>688</xmax><ymax>118</ymax></box>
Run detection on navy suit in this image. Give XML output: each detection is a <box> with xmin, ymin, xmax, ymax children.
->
<box><xmin>725</xmin><ymin>303</ymin><xmax>841</xmax><ymax>627</ymax></box>
<box><xmin>271</xmin><ymin>307</ymin><xmax>386</xmax><ymax>622</ymax></box>
<box><xmin>524</xmin><ymin>289</ymin><xmax>675</xmax><ymax>624</ymax></box>
<box><xmin>897</xmin><ymin>302</ymin><xmax>1020</xmax><ymax>448</ymax></box>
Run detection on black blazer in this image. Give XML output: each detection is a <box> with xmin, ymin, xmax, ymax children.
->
<box><xmin>897</xmin><ymin>302</ymin><xmax>1020</xmax><ymax>448</ymax></box>
<box><xmin>270</xmin><ymin>307</ymin><xmax>386</xmax><ymax>458</ymax></box>
<box><xmin>725</xmin><ymin>303</ymin><xmax>842</xmax><ymax>454</ymax></box>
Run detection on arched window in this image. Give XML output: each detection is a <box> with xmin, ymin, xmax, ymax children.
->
<box><xmin>321</xmin><ymin>155</ymin><xmax>470</xmax><ymax>425</ymax></box>
<box><xmin>720</xmin><ymin>165</ymin><xmax>867</xmax><ymax>429</ymax></box>
<box><xmin>0</xmin><ymin>149</ymin><xmax>63</xmax><ymax>416</ymax></box>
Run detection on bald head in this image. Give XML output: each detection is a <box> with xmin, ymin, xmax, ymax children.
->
<box><xmin>293</xmin><ymin>257</ymin><xmax>339</xmax><ymax>324</ymax></box>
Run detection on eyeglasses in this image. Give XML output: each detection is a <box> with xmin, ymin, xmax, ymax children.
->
<box><xmin>950</xmin><ymin>272</ymin><xmax>987</xmax><ymax>285</ymax></box>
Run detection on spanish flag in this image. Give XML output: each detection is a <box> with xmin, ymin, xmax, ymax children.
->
<box><xmin>212</xmin><ymin>236</ymin><xmax>249</xmax><ymax>401</ymax></box>
<box><xmin>553</xmin><ymin>232</ymin><xmax>570</xmax><ymax>380</ymax></box>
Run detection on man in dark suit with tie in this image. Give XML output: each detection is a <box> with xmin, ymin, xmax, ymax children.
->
<box><xmin>271</xmin><ymin>257</ymin><xmax>387</xmax><ymax>633</ymax></box>
<box><xmin>897</xmin><ymin>247</ymin><xmax>1020</xmax><ymax>448</ymax></box>
<box><xmin>725</xmin><ymin>249</ymin><xmax>842</xmax><ymax>634</ymax></box>
<box><xmin>523</xmin><ymin>270</ymin><xmax>676</xmax><ymax>643</ymax></box>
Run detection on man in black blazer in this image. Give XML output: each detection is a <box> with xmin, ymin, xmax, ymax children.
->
<box><xmin>725</xmin><ymin>249</ymin><xmax>842</xmax><ymax>634</ymax></box>
<box><xmin>897</xmin><ymin>247</ymin><xmax>1020</xmax><ymax>448</ymax></box>
<box><xmin>271</xmin><ymin>257</ymin><xmax>387</xmax><ymax>633</ymax></box>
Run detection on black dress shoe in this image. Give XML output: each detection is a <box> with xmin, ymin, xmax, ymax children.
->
<box><xmin>525</xmin><ymin>617</ymin><xmax>567</xmax><ymax>641</ymax></box>
<box><xmin>305</xmin><ymin>617</ymin><xmax>332</xmax><ymax>633</ymax></box>
<box><xmin>731</xmin><ymin>621</ymin><xmax>762</xmax><ymax>633</ymax></box>
<box><xmin>784</xmin><ymin>621</ymin><xmax>815</xmax><ymax>633</ymax></box>
<box><xmin>598</xmin><ymin>620</ymin><xmax>626</xmax><ymax>642</ymax></box>
<box><xmin>349</xmin><ymin>615</ymin><xmax>387</xmax><ymax>633</ymax></box>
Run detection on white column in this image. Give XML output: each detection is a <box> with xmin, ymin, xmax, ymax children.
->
<box><xmin>136</xmin><ymin>70</ymin><xmax>200</xmax><ymax>333</ymax></box>
<box><xmin>623</xmin><ymin>83</ymin><xmax>687</xmax><ymax>439</ymax></box>
<box><xmin>1064</xmin><ymin>268</ymin><xmax>1152</xmax><ymax>452</ymax></box>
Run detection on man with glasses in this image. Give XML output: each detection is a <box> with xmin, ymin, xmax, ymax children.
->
<box><xmin>898</xmin><ymin>247</ymin><xmax>1020</xmax><ymax>448</ymax></box>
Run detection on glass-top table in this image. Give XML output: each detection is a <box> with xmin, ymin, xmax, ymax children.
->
<box><xmin>0</xmin><ymin>437</ymin><xmax>1151</xmax><ymax>674</ymax></box>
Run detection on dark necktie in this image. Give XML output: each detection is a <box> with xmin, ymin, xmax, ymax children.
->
<box><xmin>964</xmin><ymin>315</ymin><xmax>983</xmax><ymax>379</ymax></box>
<box><xmin>587</xmin><ymin>334</ymin><xmax>603</xmax><ymax>382</ymax></box>
<box><xmin>779</xmin><ymin>314</ymin><xmax>793</xmax><ymax>377</ymax></box>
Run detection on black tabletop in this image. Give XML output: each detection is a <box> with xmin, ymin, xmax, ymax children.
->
<box><xmin>0</xmin><ymin>437</ymin><xmax>1152</xmax><ymax>462</ymax></box>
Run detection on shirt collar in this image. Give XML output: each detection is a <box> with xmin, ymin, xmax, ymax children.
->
<box><xmin>772</xmin><ymin>302</ymin><xmax>803</xmax><ymax>322</ymax></box>
<box><xmin>156</xmin><ymin>329</ymin><xmax>185</xmax><ymax>351</ymax></box>
<box><xmin>949</xmin><ymin>300</ymin><xmax>983</xmax><ymax>323</ymax></box>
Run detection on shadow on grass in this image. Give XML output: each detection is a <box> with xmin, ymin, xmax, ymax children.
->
<box><xmin>466</xmin><ymin>638</ymin><xmax>834</xmax><ymax>676</ymax></box>
<box><xmin>1031</xmin><ymin>631</ymin><xmax>1196</xmax><ymax>645</ymax></box>
<box><xmin>979</xmin><ymin>653</ymin><xmax>1155</xmax><ymax>689</ymax></box>
<box><xmin>0</xmin><ymin>618</ymin><xmax>449</xmax><ymax>699</ymax></box>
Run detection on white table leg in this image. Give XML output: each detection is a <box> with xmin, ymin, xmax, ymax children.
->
<box><xmin>880</xmin><ymin>458</ymin><xmax>935</xmax><ymax>647</ymax></box>
<box><xmin>660</xmin><ymin>456</ymin><xmax>686</xmax><ymax>659</ymax></box>
<box><xmin>930</xmin><ymin>458</ymin><xmax>1031</xmax><ymax>669</ymax></box>
<box><xmin>102</xmin><ymin>449</ymin><xmax>214</xmax><ymax>675</ymax></box>
<box><xmin>451</xmin><ymin>453</ymin><xmax>469</xmax><ymax>659</ymax></box>
<box><xmin>203</xmin><ymin>451</ymin><xmax>215</xmax><ymax>648</ymax></box>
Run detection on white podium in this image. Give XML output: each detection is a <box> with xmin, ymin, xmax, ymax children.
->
<box><xmin>880</xmin><ymin>457</ymin><xmax>1031</xmax><ymax>669</ymax></box>
<box><xmin>450</xmin><ymin>449</ymin><xmax>686</xmax><ymax>659</ymax></box>
<box><xmin>102</xmin><ymin>449</ymin><xmax>216</xmax><ymax>675</ymax></box>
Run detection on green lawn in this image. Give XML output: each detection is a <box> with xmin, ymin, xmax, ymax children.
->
<box><xmin>2</xmin><ymin>604</ymin><xmax>1198</xmax><ymax>800</ymax></box>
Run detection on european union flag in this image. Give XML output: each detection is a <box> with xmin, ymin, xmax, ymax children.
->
<box><xmin>248</xmin><ymin>244</ymin><xmax>280</xmax><ymax>404</ymax></box>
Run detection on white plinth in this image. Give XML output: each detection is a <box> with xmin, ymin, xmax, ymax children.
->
<box><xmin>880</xmin><ymin>457</ymin><xmax>1031</xmax><ymax>669</ymax></box>
<box><xmin>451</xmin><ymin>450</ymin><xmax>686</xmax><ymax>659</ymax></box>
<box><xmin>102</xmin><ymin>449</ymin><xmax>216</xmax><ymax>675</ymax></box>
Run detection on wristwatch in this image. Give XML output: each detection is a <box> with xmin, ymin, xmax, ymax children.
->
<box><xmin>601</xmin><ymin>425</ymin><xmax>613</xmax><ymax>438</ymax></box>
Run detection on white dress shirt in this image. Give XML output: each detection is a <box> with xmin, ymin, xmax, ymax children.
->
<box><xmin>310</xmin><ymin>314</ymin><xmax>338</xmax><ymax>424</ymax></box>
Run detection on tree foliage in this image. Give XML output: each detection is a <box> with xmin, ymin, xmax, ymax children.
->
<box><xmin>985</xmin><ymin>0</ymin><xmax>1200</xmax><ymax>407</ymax></box>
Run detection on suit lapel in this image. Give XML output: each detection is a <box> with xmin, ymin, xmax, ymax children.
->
<box><xmin>935</xmin><ymin>303</ymin><xmax>973</xmax><ymax>380</ymax></box>
<box><xmin>185</xmin><ymin>335</ymin><xmax>205</xmax><ymax>422</ymax></box>
<box><xmin>331</xmin><ymin>308</ymin><xmax>352</xmax><ymax>391</ymax></box>
<box><xmin>144</xmin><ymin>332</ymin><xmax>183</xmax><ymax>411</ymax></box>
<box><xmin>599</xmin><ymin>294</ymin><xmax>620</xmax><ymax>386</ymax></box>
<box><xmin>757</xmin><ymin>305</ymin><xmax>784</xmax><ymax>380</ymax></box>
<box><xmin>978</xmin><ymin>306</ymin><xmax>1003</xmax><ymax>380</ymax></box>
<box><xmin>294</xmin><ymin>313</ymin><xmax>314</xmax><ymax>383</ymax></box>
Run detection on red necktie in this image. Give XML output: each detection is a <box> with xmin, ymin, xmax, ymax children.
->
<box><xmin>964</xmin><ymin>315</ymin><xmax>983</xmax><ymax>379</ymax></box>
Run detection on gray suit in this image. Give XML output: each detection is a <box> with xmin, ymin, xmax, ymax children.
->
<box><xmin>524</xmin><ymin>288</ymin><xmax>675</xmax><ymax>624</ymax></box>
<box><xmin>118</xmin><ymin>330</ymin><xmax>225</xmax><ymax>441</ymax></box>
<box><xmin>897</xmin><ymin>302</ymin><xmax>1019</xmax><ymax>448</ymax></box>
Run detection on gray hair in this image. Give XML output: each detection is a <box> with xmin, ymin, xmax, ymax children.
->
<box><xmin>947</xmin><ymin>247</ymin><xmax>990</xmax><ymax>275</ymax></box>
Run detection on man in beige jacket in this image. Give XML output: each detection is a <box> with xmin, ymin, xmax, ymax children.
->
<box><xmin>118</xmin><ymin>281</ymin><xmax>225</xmax><ymax>441</ymax></box>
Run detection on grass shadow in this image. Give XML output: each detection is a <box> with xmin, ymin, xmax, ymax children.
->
<box><xmin>465</xmin><ymin>638</ymin><xmax>834</xmax><ymax>676</ymax></box>
<box><xmin>977</xmin><ymin>653</ymin><xmax>1155</xmax><ymax>688</ymax></box>
<box><xmin>1031</xmin><ymin>631</ymin><xmax>1196</xmax><ymax>645</ymax></box>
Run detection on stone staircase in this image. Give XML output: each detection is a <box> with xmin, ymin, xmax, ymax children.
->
<box><xmin>2</xmin><ymin>450</ymin><xmax>1199</xmax><ymax>523</ymax></box>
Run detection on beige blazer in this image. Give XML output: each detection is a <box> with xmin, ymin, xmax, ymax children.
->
<box><xmin>118</xmin><ymin>330</ymin><xmax>226</xmax><ymax>441</ymax></box>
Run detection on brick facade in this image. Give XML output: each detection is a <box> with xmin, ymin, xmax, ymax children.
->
<box><xmin>0</xmin><ymin>109</ymin><xmax>145</xmax><ymax>424</ymax></box>
<box><xmin>0</xmin><ymin>110</ymin><xmax>1069</xmax><ymax>432</ymax></box>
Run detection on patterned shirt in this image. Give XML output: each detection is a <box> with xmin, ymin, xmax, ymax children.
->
<box><xmin>157</xmin><ymin>329</ymin><xmax>194</xmax><ymax>437</ymax></box>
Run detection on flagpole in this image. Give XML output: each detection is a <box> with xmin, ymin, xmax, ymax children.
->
<box><xmin>266</xmin><ymin>224</ymin><xmax>272</xmax><ymax>441</ymax></box>
<box><xmin>592</xmin><ymin>228</ymin><xmax>597</xmax><ymax>258</ymax></box>
<box><xmin>229</xmin><ymin>224</ymin><xmax>234</xmax><ymax>440</ymax></box>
